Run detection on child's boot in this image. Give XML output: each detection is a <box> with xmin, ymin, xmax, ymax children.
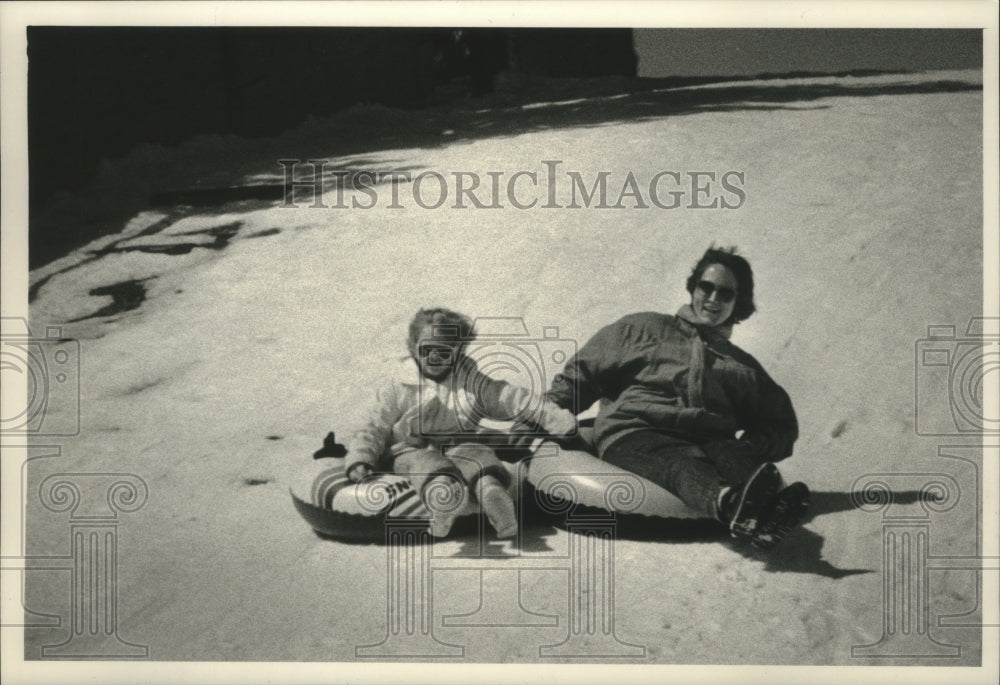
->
<box><xmin>477</xmin><ymin>475</ymin><xmax>518</xmax><ymax>538</ymax></box>
<box><xmin>423</xmin><ymin>474</ymin><xmax>467</xmax><ymax>538</ymax></box>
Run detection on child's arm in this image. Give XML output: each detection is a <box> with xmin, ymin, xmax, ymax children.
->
<box><xmin>345</xmin><ymin>379</ymin><xmax>403</xmax><ymax>482</ymax></box>
<box><xmin>477</xmin><ymin>376</ymin><xmax>577</xmax><ymax>437</ymax></box>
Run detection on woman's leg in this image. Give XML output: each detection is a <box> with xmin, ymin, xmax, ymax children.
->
<box><xmin>698</xmin><ymin>439</ymin><xmax>771</xmax><ymax>486</ymax></box>
<box><xmin>601</xmin><ymin>431</ymin><xmax>723</xmax><ymax>518</ymax></box>
<box><xmin>602</xmin><ymin>430</ymin><xmax>783</xmax><ymax>537</ymax></box>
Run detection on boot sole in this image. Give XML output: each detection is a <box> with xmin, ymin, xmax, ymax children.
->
<box><xmin>424</xmin><ymin>476</ymin><xmax>467</xmax><ymax>538</ymax></box>
<box><xmin>751</xmin><ymin>482</ymin><xmax>810</xmax><ymax>550</ymax></box>
<box><xmin>480</xmin><ymin>485</ymin><xmax>518</xmax><ymax>538</ymax></box>
<box><xmin>729</xmin><ymin>462</ymin><xmax>782</xmax><ymax>539</ymax></box>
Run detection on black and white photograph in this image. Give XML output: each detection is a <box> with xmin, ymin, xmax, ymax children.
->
<box><xmin>1</xmin><ymin>1</ymin><xmax>997</xmax><ymax>683</ymax></box>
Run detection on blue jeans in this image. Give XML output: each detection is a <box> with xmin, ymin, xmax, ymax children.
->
<box><xmin>601</xmin><ymin>430</ymin><xmax>765</xmax><ymax>518</ymax></box>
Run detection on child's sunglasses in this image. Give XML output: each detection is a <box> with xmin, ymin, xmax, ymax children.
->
<box><xmin>695</xmin><ymin>280</ymin><xmax>737</xmax><ymax>304</ymax></box>
<box><xmin>417</xmin><ymin>342</ymin><xmax>458</xmax><ymax>361</ymax></box>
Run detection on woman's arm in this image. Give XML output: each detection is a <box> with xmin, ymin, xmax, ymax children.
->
<box><xmin>545</xmin><ymin>321</ymin><xmax>632</xmax><ymax>415</ymax></box>
<box><xmin>474</xmin><ymin>374</ymin><xmax>577</xmax><ymax>437</ymax></box>
<box><xmin>736</xmin><ymin>364</ymin><xmax>799</xmax><ymax>462</ymax></box>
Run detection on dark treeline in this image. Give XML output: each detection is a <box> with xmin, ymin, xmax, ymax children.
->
<box><xmin>28</xmin><ymin>27</ymin><xmax>637</xmax><ymax>208</ymax></box>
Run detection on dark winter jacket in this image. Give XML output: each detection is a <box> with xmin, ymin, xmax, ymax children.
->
<box><xmin>545</xmin><ymin>306</ymin><xmax>798</xmax><ymax>462</ymax></box>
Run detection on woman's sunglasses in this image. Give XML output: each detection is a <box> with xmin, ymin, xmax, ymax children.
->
<box><xmin>696</xmin><ymin>280</ymin><xmax>737</xmax><ymax>304</ymax></box>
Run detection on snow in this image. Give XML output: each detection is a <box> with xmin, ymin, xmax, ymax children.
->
<box><xmin>15</xmin><ymin>68</ymin><xmax>994</xmax><ymax>670</ymax></box>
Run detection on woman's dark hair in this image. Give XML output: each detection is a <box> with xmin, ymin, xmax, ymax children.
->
<box><xmin>685</xmin><ymin>246</ymin><xmax>756</xmax><ymax>325</ymax></box>
<box><xmin>408</xmin><ymin>307</ymin><xmax>476</xmax><ymax>344</ymax></box>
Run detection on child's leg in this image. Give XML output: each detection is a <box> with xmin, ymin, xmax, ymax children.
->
<box><xmin>393</xmin><ymin>447</ymin><xmax>461</xmax><ymax>493</ymax></box>
<box><xmin>393</xmin><ymin>447</ymin><xmax>467</xmax><ymax>537</ymax></box>
<box><xmin>445</xmin><ymin>443</ymin><xmax>517</xmax><ymax>538</ymax></box>
<box><xmin>445</xmin><ymin>442</ymin><xmax>511</xmax><ymax>489</ymax></box>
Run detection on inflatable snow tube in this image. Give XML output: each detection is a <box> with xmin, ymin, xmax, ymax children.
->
<box><xmin>291</xmin><ymin>442</ymin><xmax>700</xmax><ymax>541</ymax></box>
<box><xmin>289</xmin><ymin>457</ymin><xmax>525</xmax><ymax>540</ymax></box>
<box><xmin>527</xmin><ymin>441</ymin><xmax>699</xmax><ymax>521</ymax></box>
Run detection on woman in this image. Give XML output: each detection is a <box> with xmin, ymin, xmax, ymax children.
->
<box><xmin>546</xmin><ymin>246</ymin><xmax>809</xmax><ymax>549</ymax></box>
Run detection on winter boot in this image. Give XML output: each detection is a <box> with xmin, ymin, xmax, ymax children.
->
<box><xmin>477</xmin><ymin>475</ymin><xmax>518</xmax><ymax>539</ymax></box>
<box><xmin>423</xmin><ymin>474</ymin><xmax>468</xmax><ymax>538</ymax></box>
<box><xmin>751</xmin><ymin>482</ymin><xmax>811</xmax><ymax>550</ymax></box>
<box><xmin>719</xmin><ymin>462</ymin><xmax>782</xmax><ymax>540</ymax></box>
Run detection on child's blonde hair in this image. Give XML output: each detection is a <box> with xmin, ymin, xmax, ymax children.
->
<box><xmin>408</xmin><ymin>307</ymin><xmax>475</xmax><ymax>344</ymax></box>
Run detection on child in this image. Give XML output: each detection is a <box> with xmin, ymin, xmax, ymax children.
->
<box><xmin>346</xmin><ymin>307</ymin><xmax>577</xmax><ymax>538</ymax></box>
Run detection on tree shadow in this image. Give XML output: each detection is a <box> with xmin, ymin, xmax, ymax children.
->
<box><xmin>29</xmin><ymin>159</ymin><xmax>426</xmax><ymax>317</ymax></box>
<box><xmin>449</xmin><ymin>72</ymin><xmax>981</xmax><ymax>146</ymax></box>
<box><xmin>29</xmin><ymin>157</ymin><xmax>422</xmax><ymax>273</ymax></box>
<box><xmin>30</xmin><ymin>69</ymin><xmax>981</xmax><ymax>270</ymax></box>
<box><xmin>68</xmin><ymin>279</ymin><xmax>148</xmax><ymax>322</ymax></box>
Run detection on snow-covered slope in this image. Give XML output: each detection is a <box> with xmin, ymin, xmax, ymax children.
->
<box><xmin>21</xmin><ymin>69</ymin><xmax>988</xmax><ymax>666</ymax></box>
